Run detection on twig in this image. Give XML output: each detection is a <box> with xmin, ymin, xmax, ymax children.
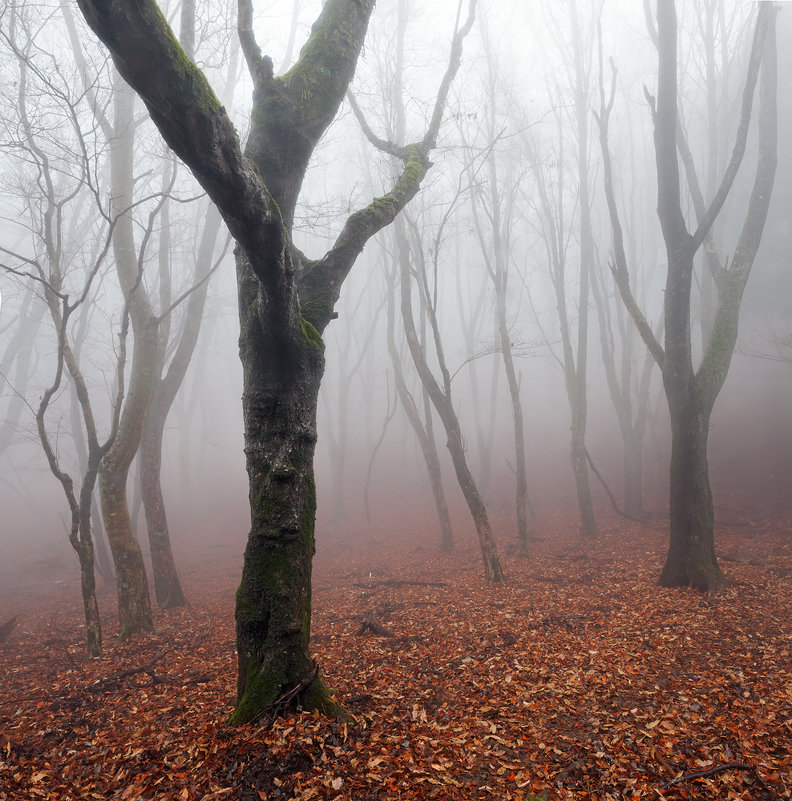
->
<box><xmin>88</xmin><ymin>646</ymin><xmax>171</xmax><ymax>692</ymax></box>
<box><xmin>659</xmin><ymin>762</ymin><xmax>755</xmax><ymax>791</ymax></box>
<box><xmin>252</xmin><ymin>664</ymin><xmax>320</xmax><ymax>725</ymax></box>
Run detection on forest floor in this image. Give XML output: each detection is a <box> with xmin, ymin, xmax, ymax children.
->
<box><xmin>1</xmin><ymin>501</ymin><xmax>791</xmax><ymax>801</ymax></box>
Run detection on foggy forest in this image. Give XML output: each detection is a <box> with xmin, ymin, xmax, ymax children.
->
<box><xmin>0</xmin><ymin>0</ymin><xmax>790</xmax><ymax>799</ymax></box>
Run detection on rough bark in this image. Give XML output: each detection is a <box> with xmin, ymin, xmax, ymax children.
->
<box><xmin>229</xmin><ymin>263</ymin><xmax>331</xmax><ymax>723</ymax></box>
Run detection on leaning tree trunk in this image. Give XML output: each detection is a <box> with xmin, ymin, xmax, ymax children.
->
<box><xmin>421</xmin><ymin>422</ymin><xmax>455</xmax><ymax>553</ymax></box>
<box><xmin>385</xmin><ymin>262</ymin><xmax>454</xmax><ymax>552</ymax></box>
<box><xmin>397</xmin><ymin>221</ymin><xmax>504</xmax><ymax>583</ymax></box>
<box><xmin>440</xmin><ymin>411</ymin><xmax>504</xmax><ymax>581</ymax></box>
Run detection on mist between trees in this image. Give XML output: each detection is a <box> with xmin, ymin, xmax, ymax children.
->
<box><xmin>0</xmin><ymin>0</ymin><xmax>790</xmax><ymax>723</ymax></box>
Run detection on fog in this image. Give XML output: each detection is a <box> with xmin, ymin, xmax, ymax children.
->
<box><xmin>0</xmin><ymin>0</ymin><xmax>790</xmax><ymax>602</ymax></box>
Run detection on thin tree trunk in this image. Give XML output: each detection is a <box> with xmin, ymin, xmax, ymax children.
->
<box><xmin>140</xmin><ymin>416</ymin><xmax>187</xmax><ymax>607</ymax></box>
<box><xmin>386</xmin><ymin>262</ymin><xmax>453</xmax><ymax>551</ymax></box>
<box><xmin>90</xmin><ymin>497</ymin><xmax>114</xmax><ymax>584</ymax></box>
<box><xmin>466</xmin><ymin>42</ymin><xmax>535</xmax><ymax>551</ymax></box>
<box><xmin>569</xmin><ymin>0</ymin><xmax>598</xmax><ymax>540</ymax></box>
<box><xmin>622</xmin><ymin>426</ymin><xmax>645</xmax><ymax>518</ymax></box>
<box><xmin>77</xmin><ymin>465</ymin><xmax>103</xmax><ymax>655</ymax></box>
<box><xmin>398</xmin><ymin>222</ymin><xmax>503</xmax><ymax>582</ymax></box>
<box><xmin>0</xmin><ymin>287</ymin><xmax>42</xmax><ymax>454</ymax></box>
<box><xmin>99</xmin><ymin>75</ymin><xmax>155</xmax><ymax>638</ymax></box>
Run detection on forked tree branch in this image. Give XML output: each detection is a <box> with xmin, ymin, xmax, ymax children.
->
<box><xmin>690</xmin><ymin>3</ymin><xmax>770</xmax><ymax>251</ymax></box>
<box><xmin>595</xmin><ymin>48</ymin><xmax>664</xmax><ymax>366</ymax></box>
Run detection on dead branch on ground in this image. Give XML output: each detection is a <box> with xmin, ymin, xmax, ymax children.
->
<box><xmin>658</xmin><ymin>762</ymin><xmax>755</xmax><ymax>791</ymax></box>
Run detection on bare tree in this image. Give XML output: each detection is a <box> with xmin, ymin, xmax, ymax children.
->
<box><xmin>0</xmin><ymin>3</ymin><xmax>137</xmax><ymax>653</ymax></box>
<box><xmin>352</xmin><ymin>0</ymin><xmax>501</xmax><ymax>576</ymax></box>
<box><xmin>522</xmin><ymin>0</ymin><xmax>602</xmax><ymax>540</ymax></box>
<box><xmin>370</xmin><ymin>0</ymin><xmax>453</xmax><ymax>550</ymax></box>
<box><xmin>384</xmin><ymin>251</ymin><xmax>454</xmax><ymax>552</ymax></box>
<box><xmin>602</xmin><ymin>1</ymin><xmax>777</xmax><ymax>591</ymax></box>
<box><xmin>74</xmin><ymin>0</ymin><xmax>476</xmax><ymax>721</ymax></box>
<box><xmin>463</xmin><ymin>22</ymin><xmax>535</xmax><ymax>555</ymax></box>
<box><xmin>593</xmin><ymin>36</ymin><xmax>661</xmax><ymax>520</ymax></box>
<box><xmin>396</xmin><ymin>207</ymin><xmax>504</xmax><ymax>581</ymax></box>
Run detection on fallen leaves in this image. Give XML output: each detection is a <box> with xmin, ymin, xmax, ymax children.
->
<box><xmin>1</xmin><ymin>507</ymin><xmax>791</xmax><ymax>800</ymax></box>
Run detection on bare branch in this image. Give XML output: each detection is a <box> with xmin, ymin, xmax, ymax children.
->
<box><xmin>237</xmin><ymin>0</ymin><xmax>273</xmax><ymax>88</ymax></box>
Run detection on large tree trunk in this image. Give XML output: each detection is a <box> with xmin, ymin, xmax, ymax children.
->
<box><xmin>660</xmin><ymin>400</ymin><xmax>724</xmax><ymax>590</ymax></box>
<box><xmin>602</xmin><ymin>3</ymin><xmax>774</xmax><ymax>591</ymax></box>
<box><xmin>651</xmin><ymin>2</ymin><xmax>775</xmax><ymax>592</ymax></box>
<box><xmin>228</xmin><ymin>254</ymin><xmax>339</xmax><ymax>724</ymax></box>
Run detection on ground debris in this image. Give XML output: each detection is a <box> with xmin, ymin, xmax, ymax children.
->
<box><xmin>1</xmin><ymin>510</ymin><xmax>791</xmax><ymax>800</ymax></box>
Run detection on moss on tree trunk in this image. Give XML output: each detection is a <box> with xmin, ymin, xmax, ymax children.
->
<box><xmin>229</xmin><ymin>257</ymin><xmax>343</xmax><ymax>723</ymax></box>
